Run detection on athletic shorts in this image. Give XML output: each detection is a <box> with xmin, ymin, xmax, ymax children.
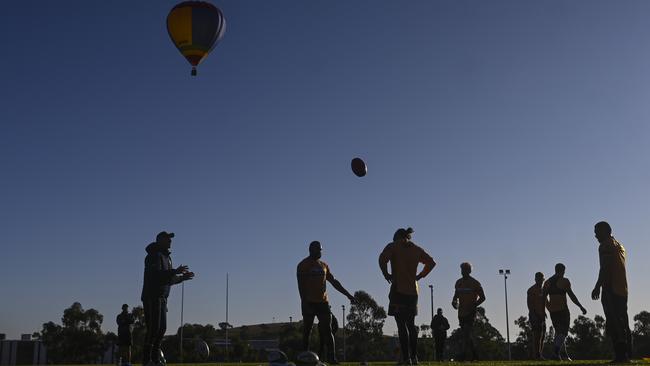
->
<box><xmin>118</xmin><ymin>331</ymin><xmax>132</xmax><ymax>346</ymax></box>
<box><xmin>459</xmin><ymin>311</ymin><xmax>476</xmax><ymax>329</ymax></box>
<box><xmin>388</xmin><ymin>289</ymin><xmax>418</xmax><ymax>317</ymax></box>
<box><xmin>550</xmin><ymin>309</ymin><xmax>570</xmax><ymax>335</ymax></box>
<box><xmin>529</xmin><ymin>312</ymin><xmax>546</xmax><ymax>332</ymax></box>
<box><xmin>301</xmin><ymin>301</ymin><xmax>330</xmax><ymax>318</ymax></box>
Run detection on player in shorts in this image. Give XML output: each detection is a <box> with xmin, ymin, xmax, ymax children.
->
<box><xmin>379</xmin><ymin>227</ymin><xmax>436</xmax><ymax>365</ymax></box>
<box><xmin>591</xmin><ymin>221</ymin><xmax>631</xmax><ymax>363</ymax></box>
<box><xmin>452</xmin><ymin>262</ymin><xmax>485</xmax><ymax>362</ymax></box>
<box><xmin>117</xmin><ymin>304</ymin><xmax>135</xmax><ymax>366</ymax></box>
<box><xmin>543</xmin><ymin>263</ymin><xmax>587</xmax><ymax>361</ymax></box>
<box><xmin>527</xmin><ymin>272</ymin><xmax>547</xmax><ymax>360</ymax></box>
<box><xmin>297</xmin><ymin>241</ymin><xmax>355</xmax><ymax>364</ymax></box>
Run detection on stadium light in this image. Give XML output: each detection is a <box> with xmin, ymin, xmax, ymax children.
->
<box><xmin>498</xmin><ymin>269</ymin><xmax>511</xmax><ymax>361</ymax></box>
<box><xmin>342</xmin><ymin>305</ymin><xmax>346</xmax><ymax>362</ymax></box>
<box><xmin>180</xmin><ymin>282</ymin><xmax>184</xmax><ymax>362</ymax></box>
<box><xmin>428</xmin><ymin>285</ymin><xmax>434</xmax><ymax>322</ymax></box>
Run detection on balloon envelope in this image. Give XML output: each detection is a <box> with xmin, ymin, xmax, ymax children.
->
<box><xmin>167</xmin><ymin>1</ymin><xmax>226</xmax><ymax>75</ymax></box>
<box><xmin>351</xmin><ymin>158</ymin><xmax>367</xmax><ymax>177</ymax></box>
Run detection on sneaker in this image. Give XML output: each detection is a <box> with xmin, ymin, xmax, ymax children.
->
<box><xmin>564</xmin><ymin>351</ymin><xmax>573</xmax><ymax>362</ymax></box>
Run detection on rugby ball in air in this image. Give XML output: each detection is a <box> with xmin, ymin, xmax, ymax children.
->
<box><xmin>351</xmin><ymin>157</ymin><xmax>367</xmax><ymax>177</ymax></box>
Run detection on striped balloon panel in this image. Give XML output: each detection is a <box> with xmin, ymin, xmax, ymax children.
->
<box><xmin>167</xmin><ymin>1</ymin><xmax>226</xmax><ymax>66</ymax></box>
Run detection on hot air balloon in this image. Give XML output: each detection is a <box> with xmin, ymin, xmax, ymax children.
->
<box><xmin>167</xmin><ymin>1</ymin><xmax>226</xmax><ymax>76</ymax></box>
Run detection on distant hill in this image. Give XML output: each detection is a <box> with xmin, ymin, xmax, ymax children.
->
<box><xmin>216</xmin><ymin>321</ymin><xmax>300</xmax><ymax>339</ymax></box>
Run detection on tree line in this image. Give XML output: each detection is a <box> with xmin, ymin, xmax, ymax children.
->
<box><xmin>33</xmin><ymin>294</ymin><xmax>650</xmax><ymax>363</ymax></box>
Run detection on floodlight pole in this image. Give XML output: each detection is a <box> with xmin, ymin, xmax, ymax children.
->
<box><xmin>180</xmin><ymin>282</ymin><xmax>184</xmax><ymax>363</ymax></box>
<box><xmin>342</xmin><ymin>305</ymin><xmax>346</xmax><ymax>362</ymax></box>
<box><xmin>429</xmin><ymin>284</ymin><xmax>434</xmax><ymax>362</ymax></box>
<box><xmin>428</xmin><ymin>285</ymin><xmax>434</xmax><ymax>322</ymax></box>
<box><xmin>498</xmin><ymin>269</ymin><xmax>511</xmax><ymax>361</ymax></box>
<box><xmin>225</xmin><ymin>272</ymin><xmax>229</xmax><ymax>362</ymax></box>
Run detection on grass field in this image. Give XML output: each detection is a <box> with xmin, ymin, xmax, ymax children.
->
<box><xmin>78</xmin><ymin>361</ymin><xmax>641</xmax><ymax>366</ymax></box>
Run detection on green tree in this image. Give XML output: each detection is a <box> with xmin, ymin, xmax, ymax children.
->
<box><xmin>419</xmin><ymin>324</ymin><xmax>430</xmax><ymax>338</ymax></box>
<box><xmin>346</xmin><ymin>290</ymin><xmax>387</xmax><ymax>361</ymax></box>
<box><xmin>219</xmin><ymin>322</ymin><xmax>233</xmax><ymax>330</ymax></box>
<box><xmin>129</xmin><ymin>305</ymin><xmax>146</xmax><ymax>363</ymax></box>
<box><xmin>512</xmin><ymin>315</ymin><xmax>532</xmax><ymax>359</ymax></box>
<box><xmin>417</xmin><ymin>323</ymin><xmax>435</xmax><ymax>361</ymax></box>
<box><xmin>159</xmin><ymin>323</ymin><xmax>221</xmax><ymax>362</ymax></box>
<box><xmin>104</xmin><ymin>331</ymin><xmax>118</xmax><ymax>361</ymax></box>
<box><xmin>38</xmin><ymin>302</ymin><xmax>106</xmax><ymax>363</ymax></box>
<box><xmin>278</xmin><ymin>321</ymin><xmax>303</xmax><ymax>361</ymax></box>
<box><xmin>39</xmin><ymin>322</ymin><xmax>64</xmax><ymax>363</ymax></box>
<box><xmin>447</xmin><ymin>307</ymin><xmax>505</xmax><ymax>360</ymax></box>
<box><xmin>567</xmin><ymin>315</ymin><xmax>608</xmax><ymax>359</ymax></box>
<box><xmin>633</xmin><ymin>311</ymin><xmax>650</xmax><ymax>358</ymax></box>
<box><xmin>544</xmin><ymin>325</ymin><xmax>555</xmax><ymax>355</ymax></box>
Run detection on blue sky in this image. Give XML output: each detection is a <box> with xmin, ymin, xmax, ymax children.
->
<box><xmin>2</xmin><ymin>0</ymin><xmax>650</xmax><ymax>341</ymax></box>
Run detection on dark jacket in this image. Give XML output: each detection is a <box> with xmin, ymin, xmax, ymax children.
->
<box><xmin>141</xmin><ymin>242</ymin><xmax>181</xmax><ymax>300</ymax></box>
<box><xmin>431</xmin><ymin>314</ymin><xmax>450</xmax><ymax>338</ymax></box>
<box><xmin>116</xmin><ymin>312</ymin><xmax>135</xmax><ymax>335</ymax></box>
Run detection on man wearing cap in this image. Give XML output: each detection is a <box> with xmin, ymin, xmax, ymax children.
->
<box><xmin>591</xmin><ymin>221</ymin><xmax>631</xmax><ymax>363</ymax></box>
<box><xmin>543</xmin><ymin>263</ymin><xmax>587</xmax><ymax>361</ymax></box>
<box><xmin>452</xmin><ymin>262</ymin><xmax>485</xmax><ymax>362</ymax></box>
<box><xmin>116</xmin><ymin>304</ymin><xmax>135</xmax><ymax>366</ymax></box>
<box><xmin>141</xmin><ymin>231</ymin><xmax>194</xmax><ymax>366</ymax></box>
<box><xmin>379</xmin><ymin>227</ymin><xmax>436</xmax><ymax>365</ymax></box>
<box><xmin>430</xmin><ymin>308</ymin><xmax>450</xmax><ymax>361</ymax></box>
<box><xmin>297</xmin><ymin>241</ymin><xmax>355</xmax><ymax>364</ymax></box>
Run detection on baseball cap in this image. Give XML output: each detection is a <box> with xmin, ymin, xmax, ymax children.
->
<box><xmin>156</xmin><ymin>231</ymin><xmax>175</xmax><ymax>242</ymax></box>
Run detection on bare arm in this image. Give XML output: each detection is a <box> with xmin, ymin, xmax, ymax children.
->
<box><xmin>593</xmin><ymin>245</ymin><xmax>610</xmax><ymax>300</ymax></box>
<box><xmin>297</xmin><ymin>266</ymin><xmax>307</xmax><ymax>300</ymax></box>
<box><xmin>526</xmin><ymin>293</ymin><xmax>534</xmax><ymax>314</ymax></box>
<box><xmin>452</xmin><ymin>287</ymin><xmax>459</xmax><ymax>309</ymax></box>
<box><xmin>416</xmin><ymin>252</ymin><xmax>436</xmax><ymax>281</ymax></box>
<box><xmin>327</xmin><ymin>272</ymin><xmax>355</xmax><ymax>302</ymax></box>
<box><xmin>541</xmin><ymin>284</ymin><xmax>552</xmax><ymax>311</ymax></box>
<box><xmin>476</xmin><ymin>287</ymin><xmax>486</xmax><ymax>307</ymax></box>
<box><xmin>378</xmin><ymin>245</ymin><xmax>392</xmax><ymax>283</ymax></box>
<box><xmin>544</xmin><ymin>296</ymin><xmax>551</xmax><ymax>316</ymax></box>
<box><xmin>567</xmin><ymin>288</ymin><xmax>587</xmax><ymax>314</ymax></box>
